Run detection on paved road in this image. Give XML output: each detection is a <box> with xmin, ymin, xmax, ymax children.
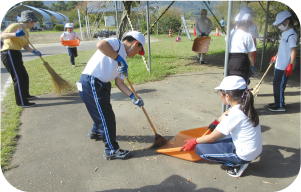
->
<box><xmin>2</xmin><ymin>66</ymin><xmax>300</xmax><ymax>192</ymax></box>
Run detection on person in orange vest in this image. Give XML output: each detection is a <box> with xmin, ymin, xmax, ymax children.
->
<box><xmin>195</xmin><ymin>9</ymin><xmax>213</xmax><ymax>64</ymax></box>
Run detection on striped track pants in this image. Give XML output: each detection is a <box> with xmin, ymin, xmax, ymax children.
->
<box><xmin>79</xmin><ymin>74</ymin><xmax>119</xmax><ymax>155</ymax></box>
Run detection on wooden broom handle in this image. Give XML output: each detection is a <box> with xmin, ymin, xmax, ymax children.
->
<box><xmin>123</xmin><ymin>74</ymin><xmax>158</xmax><ymax>134</ymax></box>
<box><xmin>20</xmin><ymin>25</ymin><xmax>46</xmax><ymax>63</ymax></box>
<box><xmin>254</xmin><ymin>62</ymin><xmax>274</xmax><ymax>91</ymax></box>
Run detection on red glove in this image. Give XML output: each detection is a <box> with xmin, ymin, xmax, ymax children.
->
<box><xmin>284</xmin><ymin>63</ymin><xmax>293</xmax><ymax>77</ymax></box>
<box><xmin>60</xmin><ymin>39</ymin><xmax>64</xmax><ymax>42</ymax></box>
<box><xmin>180</xmin><ymin>138</ymin><xmax>197</xmax><ymax>152</ymax></box>
<box><xmin>270</xmin><ymin>55</ymin><xmax>277</xmax><ymax>63</ymax></box>
<box><xmin>207</xmin><ymin>119</ymin><xmax>220</xmax><ymax>132</ymax></box>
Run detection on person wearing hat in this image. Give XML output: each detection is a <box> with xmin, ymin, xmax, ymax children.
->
<box><xmin>235</xmin><ymin>7</ymin><xmax>259</xmax><ymax>64</ymax></box>
<box><xmin>78</xmin><ymin>31</ymin><xmax>145</xmax><ymax>160</ymax></box>
<box><xmin>227</xmin><ymin>12</ymin><xmax>256</xmax><ymax>84</ymax></box>
<box><xmin>195</xmin><ymin>9</ymin><xmax>213</xmax><ymax>64</ymax></box>
<box><xmin>1</xmin><ymin>10</ymin><xmax>42</xmax><ymax>107</ymax></box>
<box><xmin>181</xmin><ymin>75</ymin><xmax>262</xmax><ymax>177</ymax></box>
<box><xmin>268</xmin><ymin>11</ymin><xmax>297</xmax><ymax>112</ymax></box>
<box><xmin>60</xmin><ymin>23</ymin><xmax>80</xmax><ymax>67</ymax></box>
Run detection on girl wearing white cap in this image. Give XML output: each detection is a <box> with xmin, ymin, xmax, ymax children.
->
<box><xmin>78</xmin><ymin>31</ymin><xmax>145</xmax><ymax>160</ymax></box>
<box><xmin>268</xmin><ymin>11</ymin><xmax>297</xmax><ymax>112</ymax></box>
<box><xmin>1</xmin><ymin>10</ymin><xmax>42</xmax><ymax>107</ymax></box>
<box><xmin>227</xmin><ymin>12</ymin><xmax>256</xmax><ymax>84</ymax></box>
<box><xmin>181</xmin><ymin>76</ymin><xmax>262</xmax><ymax>177</ymax></box>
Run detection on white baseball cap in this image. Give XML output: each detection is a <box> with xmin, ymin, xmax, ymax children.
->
<box><xmin>240</xmin><ymin>7</ymin><xmax>252</xmax><ymax>14</ymax></box>
<box><xmin>65</xmin><ymin>23</ymin><xmax>73</xmax><ymax>28</ymax></box>
<box><xmin>215</xmin><ymin>76</ymin><xmax>247</xmax><ymax>90</ymax></box>
<box><xmin>273</xmin><ymin>11</ymin><xmax>292</xmax><ymax>26</ymax></box>
<box><xmin>125</xmin><ymin>31</ymin><xmax>145</xmax><ymax>55</ymax></box>
<box><xmin>235</xmin><ymin>13</ymin><xmax>252</xmax><ymax>22</ymax></box>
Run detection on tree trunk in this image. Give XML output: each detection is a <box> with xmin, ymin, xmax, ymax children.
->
<box><xmin>117</xmin><ymin>1</ymin><xmax>132</xmax><ymax>40</ymax></box>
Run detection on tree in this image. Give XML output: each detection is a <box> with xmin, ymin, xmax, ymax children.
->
<box><xmin>66</xmin><ymin>1</ymin><xmax>79</xmax><ymax>11</ymax></box>
<box><xmin>117</xmin><ymin>0</ymin><xmax>140</xmax><ymax>39</ymax></box>
<box><xmin>49</xmin><ymin>1</ymin><xmax>67</xmax><ymax>12</ymax></box>
<box><xmin>22</xmin><ymin>1</ymin><xmax>48</xmax><ymax>9</ymax></box>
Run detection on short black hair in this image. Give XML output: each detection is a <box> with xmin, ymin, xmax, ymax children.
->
<box><xmin>122</xmin><ymin>36</ymin><xmax>142</xmax><ymax>47</ymax></box>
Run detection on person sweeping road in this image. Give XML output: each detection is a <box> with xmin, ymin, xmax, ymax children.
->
<box><xmin>268</xmin><ymin>11</ymin><xmax>297</xmax><ymax>112</ymax></box>
<box><xmin>1</xmin><ymin>10</ymin><xmax>42</xmax><ymax>107</ymax></box>
<box><xmin>181</xmin><ymin>76</ymin><xmax>262</xmax><ymax>177</ymax></box>
<box><xmin>78</xmin><ymin>31</ymin><xmax>145</xmax><ymax>160</ymax></box>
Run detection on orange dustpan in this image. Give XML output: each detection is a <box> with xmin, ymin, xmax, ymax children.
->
<box><xmin>156</xmin><ymin>126</ymin><xmax>210</xmax><ymax>161</ymax></box>
<box><xmin>61</xmin><ymin>40</ymin><xmax>80</xmax><ymax>47</ymax></box>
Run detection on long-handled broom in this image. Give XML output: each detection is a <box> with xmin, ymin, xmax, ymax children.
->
<box><xmin>23</xmin><ymin>36</ymin><xmax>73</xmax><ymax>95</ymax></box>
<box><xmin>251</xmin><ymin>61</ymin><xmax>274</xmax><ymax>98</ymax></box>
<box><xmin>123</xmin><ymin>73</ymin><xmax>168</xmax><ymax>148</ymax></box>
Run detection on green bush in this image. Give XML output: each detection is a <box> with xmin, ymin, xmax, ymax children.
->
<box><xmin>74</xmin><ymin>23</ymin><xmax>80</xmax><ymax>28</ymax></box>
<box><xmin>158</xmin><ymin>17</ymin><xmax>181</xmax><ymax>34</ymax></box>
<box><xmin>140</xmin><ymin>20</ymin><xmax>154</xmax><ymax>34</ymax></box>
<box><xmin>54</xmin><ymin>24</ymin><xmax>64</xmax><ymax>31</ymax></box>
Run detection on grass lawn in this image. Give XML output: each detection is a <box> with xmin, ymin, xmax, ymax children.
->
<box><xmin>1</xmin><ymin>34</ymin><xmax>227</xmax><ymax>171</ymax></box>
<box><xmin>28</xmin><ymin>25</ymin><xmax>118</xmax><ymax>35</ymax></box>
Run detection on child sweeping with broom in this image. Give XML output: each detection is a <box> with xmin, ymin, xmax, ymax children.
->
<box><xmin>78</xmin><ymin>31</ymin><xmax>145</xmax><ymax>160</ymax></box>
<box><xmin>181</xmin><ymin>76</ymin><xmax>262</xmax><ymax>177</ymax></box>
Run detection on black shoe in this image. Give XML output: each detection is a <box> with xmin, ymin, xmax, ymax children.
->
<box><xmin>200</xmin><ymin>61</ymin><xmax>205</xmax><ymax>64</ymax></box>
<box><xmin>268</xmin><ymin>102</ymin><xmax>285</xmax><ymax>108</ymax></box>
<box><xmin>27</xmin><ymin>95</ymin><xmax>37</xmax><ymax>100</ymax></box>
<box><xmin>103</xmin><ymin>149</ymin><xmax>132</xmax><ymax>160</ymax></box>
<box><xmin>268</xmin><ymin>104</ymin><xmax>285</xmax><ymax>112</ymax></box>
<box><xmin>226</xmin><ymin>163</ymin><xmax>249</xmax><ymax>177</ymax></box>
<box><xmin>19</xmin><ymin>102</ymin><xmax>36</xmax><ymax>108</ymax></box>
<box><xmin>87</xmin><ymin>130</ymin><xmax>101</xmax><ymax>139</ymax></box>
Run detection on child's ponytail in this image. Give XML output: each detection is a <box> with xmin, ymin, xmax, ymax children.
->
<box><xmin>240</xmin><ymin>89</ymin><xmax>259</xmax><ymax>127</ymax></box>
<box><xmin>220</xmin><ymin>89</ymin><xmax>259</xmax><ymax>127</ymax></box>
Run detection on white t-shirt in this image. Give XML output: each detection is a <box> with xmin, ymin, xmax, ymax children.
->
<box><xmin>275</xmin><ymin>28</ymin><xmax>297</xmax><ymax>70</ymax></box>
<box><xmin>216</xmin><ymin>104</ymin><xmax>263</xmax><ymax>161</ymax></box>
<box><xmin>229</xmin><ymin>29</ymin><xmax>256</xmax><ymax>54</ymax></box>
<box><xmin>60</xmin><ymin>31</ymin><xmax>79</xmax><ymax>48</ymax></box>
<box><xmin>82</xmin><ymin>38</ymin><xmax>126</xmax><ymax>82</ymax></box>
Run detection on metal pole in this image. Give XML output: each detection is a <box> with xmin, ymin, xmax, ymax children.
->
<box><xmin>260</xmin><ymin>1</ymin><xmax>270</xmax><ymax>72</ymax></box>
<box><xmin>78</xmin><ymin>9</ymin><xmax>83</xmax><ymax>40</ymax></box>
<box><xmin>85</xmin><ymin>15</ymin><xmax>89</xmax><ymax>38</ymax></box>
<box><xmin>115</xmin><ymin>1</ymin><xmax>119</xmax><ymax>33</ymax></box>
<box><xmin>146</xmin><ymin>1</ymin><xmax>151</xmax><ymax>73</ymax></box>
<box><xmin>222</xmin><ymin>1</ymin><xmax>233</xmax><ymax>113</ymax></box>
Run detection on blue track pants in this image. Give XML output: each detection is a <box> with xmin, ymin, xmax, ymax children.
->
<box><xmin>195</xmin><ymin>135</ymin><xmax>250</xmax><ymax>167</ymax></box>
<box><xmin>79</xmin><ymin>74</ymin><xmax>119</xmax><ymax>155</ymax></box>
<box><xmin>273</xmin><ymin>68</ymin><xmax>289</xmax><ymax>107</ymax></box>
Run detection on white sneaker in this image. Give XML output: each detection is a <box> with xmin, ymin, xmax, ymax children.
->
<box><xmin>226</xmin><ymin>163</ymin><xmax>249</xmax><ymax>177</ymax></box>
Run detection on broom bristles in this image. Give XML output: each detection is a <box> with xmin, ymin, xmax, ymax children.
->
<box><xmin>43</xmin><ymin>62</ymin><xmax>73</xmax><ymax>95</ymax></box>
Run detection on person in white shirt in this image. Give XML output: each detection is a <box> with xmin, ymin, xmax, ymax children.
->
<box><xmin>268</xmin><ymin>11</ymin><xmax>297</xmax><ymax>112</ymax></box>
<box><xmin>181</xmin><ymin>76</ymin><xmax>262</xmax><ymax>178</ymax></box>
<box><xmin>60</xmin><ymin>23</ymin><xmax>80</xmax><ymax>67</ymax></box>
<box><xmin>195</xmin><ymin>9</ymin><xmax>213</xmax><ymax>64</ymax></box>
<box><xmin>228</xmin><ymin>13</ymin><xmax>256</xmax><ymax>84</ymax></box>
<box><xmin>78</xmin><ymin>31</ymin><xmax>145</xmax><ymax>160</ymax></box>
<box><xmin>238</xmin><ymin>7</ymin><xmax>259</xmax><ymax>63</ymax></box>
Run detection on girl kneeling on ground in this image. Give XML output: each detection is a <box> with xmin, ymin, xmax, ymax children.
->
<box><xmin>181</xmin><ymin>76</ymin><xmax>262</xmax><ymax>177</ymax></box>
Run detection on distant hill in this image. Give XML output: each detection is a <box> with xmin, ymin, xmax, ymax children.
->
<box><xmin>43</xmin><ymin>0</ymin><xmax>68</xmax><ymax>7</ymax></box>
<box><xmin>150</xmin><ymin>1</ymin><xmax>218</xmax><ymax>15</ymax></box>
